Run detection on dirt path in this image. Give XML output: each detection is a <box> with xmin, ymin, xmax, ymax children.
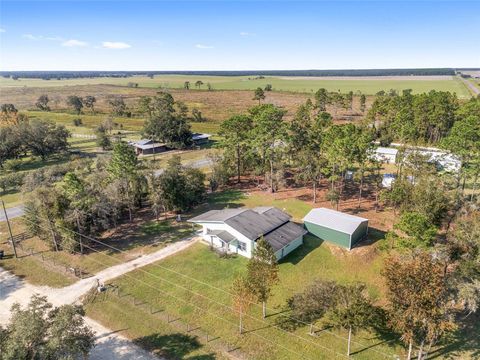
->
<box><xmin>0</xmin><ymin>236</ymin><xmax>197</xmax><ymax>359</ymax></box>
<box><xmin>0</xmin><ymin>205</ymin><xmax>25</xmax><ymax>222</ymax></box>
<box><xmin>460</xmin><ymin>76</ymin><xmax>480</xmax><ymax>96</ymax></box>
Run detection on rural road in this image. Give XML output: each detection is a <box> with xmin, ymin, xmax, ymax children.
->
<box><xmin>0</xmin><ymin>205</ymin><xmax>25</xmax><ymax>222</ymax></box>
<box><xmin>153</xmin><ymin>158</ymin><xmax>212</xmax><ymax>176</ymax></box>
<box><xmin>460</xmin><ymin>77</ymin><xmax>480</xmax><ymax>96</ymax></box>
<box><xmin>0</xmin><ymin>158</ymin><xmax>211</xmax><ymax>223</ymax></box>
<box><xmin>0</xmin><ymin>236</ymin><xmax>198</xmax><ymax>359</ymax></box>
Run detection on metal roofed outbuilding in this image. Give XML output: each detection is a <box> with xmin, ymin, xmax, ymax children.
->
<box><xmin>303</xmin><ymin>208</ymin><xmax>369</xmax><ymax>250</ymax></box>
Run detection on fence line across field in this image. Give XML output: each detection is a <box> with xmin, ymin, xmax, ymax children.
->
<box><xmin>19</xmin><ymin>215</ymin><xmax>350</xmax><ymax>359</ymax></box>
<box><xmin>27</xmin><ymin>211</ymin><xmax>397</xmax><ymax>358</ymax></box>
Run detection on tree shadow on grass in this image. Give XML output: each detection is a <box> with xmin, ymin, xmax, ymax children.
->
<box><xmin>426</xmin><ymin>312</ymin><xmax>480</xmax><ymax>359</ymax></box>
<box><xmin>135</xmin><ymin>333</ymin><xmax>216</xmax><ymax>359</ymax></box>
<box><xmin>189</xmin><ymin>189</ymin><xmax>246</xmax><ymax>217</ymax></box>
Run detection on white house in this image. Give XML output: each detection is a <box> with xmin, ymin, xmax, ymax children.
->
<box><xmin>188</xmin><ymin>207</ymin><xmax>307</xmax><ymax>260</ymax></box>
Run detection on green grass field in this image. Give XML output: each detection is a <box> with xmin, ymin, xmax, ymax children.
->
<box><xmin>0</xmin><ymin>216</ymin><xmax>194</xmax><ymax>286</ymax></box>
<box><xmin>84</xmin><ymin>190</ymin><xmax>395</xmax><ymax>360</ymax></box>
<box><xmin>0</xmin><ymin>75</ymin><xmax>471</xmax><ymax>97</ymax></box>
<box><xmin>83</xmin><ymin>189</ymin><xmax>478</xmax><ymax>359</ymax></box>
<box><xmin>86</xmin><ymin>241</ymin><xmax>394</xmax><ymax>360</ymax></box>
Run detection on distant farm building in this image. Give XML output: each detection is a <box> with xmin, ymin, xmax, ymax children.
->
<box><xmin>192</xmin><ymin>133</ymin><xmax>211</xmax><ymax>145</ymax></box>
<box><xmin>303</xmin><ymin>208</ymin><xmax>369</xmax><ymax>250</ymax></box>
<box><xmin>372</xmin><ymin>147</ymin><xmax>398</xmax><ymax>164</ymax></box>
<box><xmin>128</xmin><ymin>139</ymin><xmax>167</xmax><ymax>155</ymax></box>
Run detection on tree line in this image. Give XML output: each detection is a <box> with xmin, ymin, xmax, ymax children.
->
<box><xmin>0</xmin><ymin>68</ymin><xmax>458</xmax><ymax>80</ymax></box>
<box><xmin>367</xmin><ymin>89</ymin><xmax>460</xmax><ymax>144</ymax></box>
<box><xmin>0</xmin><ymin>104</ymin><xmax>70</xmax><ymax>168</ymax></box>
<box><xmin>23</xmin><ymin>143</ymin><xmax>205</xmax><ymax>254</ymax></box>
<box><xmin>218</xmin><ymin>100</ymin><xmax>376</xmax><ymax>207</ymax></box>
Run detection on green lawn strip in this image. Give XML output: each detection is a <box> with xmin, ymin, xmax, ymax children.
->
<box><xmin>98</xmin><ymin>242</ymin><xmax>401</xmax><ymax>359</ymax></box>
<box><xmin>0</xmin><ymin>220</ymin><xmax>75</xmax><ymax>287</ymax></box>
<box><xmin>84</xmin><ymin>295</ymin><xmax>223</xmax><ymax>360</ymax></box>
<box><xmin>0</xmin><ymin>191</ymin><xmax>23</xmax><ymax>208</ymax></box>
<box><xmin>197</xmin><ymin>188</ymin><xmax>312</xmax><ymax>221</ymax></box>
<box><xmin>0</xmin><ymin>217</ymin><xmax>193</xmax><ymax>285</ymax></box>
<box><xmin>0</xmin><ymin>251</ymin><xmax>75</xmax><ymax>287</ymax></box>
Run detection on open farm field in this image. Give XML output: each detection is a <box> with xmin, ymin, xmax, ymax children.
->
<box><xmin>0</xmin><ymin>74</ymin><xmax>472</xmax><ymax>97</ymax></box>
<box><xmin>0</xmin><ymin>85</ymin><xmax>316</xmax><ymax>130</ymax></box>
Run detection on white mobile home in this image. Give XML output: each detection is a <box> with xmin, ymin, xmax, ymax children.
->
<box><xmin>372</xmin><ymin>147</ymin><xmax>398</xmax><ymax>164</ymax></box>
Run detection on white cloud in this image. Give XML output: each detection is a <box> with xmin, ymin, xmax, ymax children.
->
<box><xmin>23</xmin><ymin>34</ymin><xmax>40</xmax><ymax>40</ymax></box>
<box><xmin>46</xmin><ymin>36</ymin><xmax>63</xmax><ymax>41</ymax></box>
<box><xmin>62</xmin><ymin>39</ymin><xmax>88</xmax><ymax>47</ymax></box>
<box><xmin>102</xmin><ymin>41</ymin><xmax>131</xmax><ymax>49</ymax></box>
<box><xmin>240</xmin><ymin>31</ymin><xmax>255</xmax><ymax>37</ymax></box>
<box><xmin>195</xmin><ymin>44</ymin><xmax>214</xmax><ymax>49</ymax></box>
<box><xmin>23</xmin><ymin>34</ymin><xmax>63</xmax><ymax>41</ymax></box>
<box><xmin>0</xmin><ymin>28</ymin><xmax>5</xmax><ymax>33</ymax></box>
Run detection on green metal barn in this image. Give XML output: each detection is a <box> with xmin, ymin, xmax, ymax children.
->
<box><xmin>303</xmin><ymin>208</ymin><xmax>368</xmax><ymax>250</ymax></box>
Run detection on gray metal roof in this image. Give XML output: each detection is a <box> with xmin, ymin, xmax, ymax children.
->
<box><xmin>192</xmin><ymin>133</ymin><xmax>211</xmax><ymax>141</ymax></box>
<box><xmin>136</xmin><ymin>139</ymin><xmax>154</xmax><ymax>146</ymax></box>
<box><xmin>189</xmin><ymin>207</ymin><xmax>293</xmax><ymax>241</ymax></box>
<box><xmin>263</xmin><ymin>222</ymin><xmax>307</xmax><ymax>251</ymax></box>
<box><xmin>303</xmin><ymin>208</ymin><xmax>368</xmax><ymax>235</ymax></box>
<box><xmin>135</xmin><ymin>142</ymin><xmax>166</xmax><ymax>150</ymax></box>
<box><xmin>207</xmin><ymin>230</ymin><xmax>237</xmax><ymax>243</ymax></box>
<box><xmin>189</xmin><ymin>208</ymin><xmax>247</xmax><ymax>223</ymax></box>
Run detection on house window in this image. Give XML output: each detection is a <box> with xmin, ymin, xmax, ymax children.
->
<box><xmin>237</xmin><ymin>241</ymin><xmax>247</xmax><ymax>252</ymax></box>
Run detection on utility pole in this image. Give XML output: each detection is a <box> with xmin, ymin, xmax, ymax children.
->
<box><xmin>1</xmin><ymin>200</ymin><xmax>17</xmax><ymax>259</ymax></box>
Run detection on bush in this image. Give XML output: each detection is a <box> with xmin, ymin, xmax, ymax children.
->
<box><xmin>3</xmin><ymin>158</ymin><xmax>22</xmax><ymax>171</ymax></box>
<box><xmin>191</xmin><ymin>108</ymin><xmax>204</xmax><ymax>122</ymax></box>
<box><xmin>72</xmin><ymin>118</ymin><xmax>83</xmax><ymax>126</ymax></box>
<box><xmin>0</xmin><ymin>172</ymin><xmax>25</xmax><ymax>193</ymax></box>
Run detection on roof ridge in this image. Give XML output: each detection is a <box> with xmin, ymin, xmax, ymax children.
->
<box><xmin>222</xmin><ymin>208</ymin><xmax>249</xmax><ymax>221</ymax></box>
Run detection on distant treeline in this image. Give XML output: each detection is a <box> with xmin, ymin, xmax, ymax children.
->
<box><xmin>3</xmin><ymin>68</ymin><xmax>478</xmax><ymax>80</ymax></box>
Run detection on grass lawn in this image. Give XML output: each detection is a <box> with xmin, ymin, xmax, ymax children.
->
<box><xmin>0</xmin><ymin>216</ymin><xmax>194</xmax><ymax>287</ymax></box>
<box><xmin>86</xmin><ymin>241</ymin><xmax>397</xmax><ymax>360</ymax></box>
<box><xmin>0</xmin><ymin>75</ymin><xmax>471</xmax><ymax>97</ymax></box>
<box><xmin>0</xmin><ymin>219</ymin><xmax>75</xmax><ymax>287</ymax></box>
<box><xmin>84</xmin><ymin>290</ymin><xmax>226</xmax><ymax>360</ymax></box>
<box><xmin>84</xmin><ymin>190</ymin><xmax>399</xmax><ymax>360</ymax></box>
<box><xmin>86</xmin><ymin>188</ymin><xmax>478</xmax><ymax>359</ymax></box>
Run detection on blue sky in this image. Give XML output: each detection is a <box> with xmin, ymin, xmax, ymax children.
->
<box><xmin>0</xmin><ymin>1</ymin><xmax>479</xmax><ymax>71</ymax></box>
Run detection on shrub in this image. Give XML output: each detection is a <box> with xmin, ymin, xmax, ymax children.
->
<box><xmin>3</xmin><ymin>158</ymin><xmax>22</xmax><ymax>172</ymax></box>
<box><xmin>72</xmin><ymin>118</ymin><xmax>83</xmax><ymax>126</ymax></box>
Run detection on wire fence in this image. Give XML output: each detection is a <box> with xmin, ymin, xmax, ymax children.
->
<box><xmin>15</xmin><ymin>241</ymin><xmax>92</xmax><ymax>280</ymax></box>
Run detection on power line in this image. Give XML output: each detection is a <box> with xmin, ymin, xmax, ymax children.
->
<box><xmin>21</xmin><ymin>215</ymin><xmax>347</xmax><ymax>359</ymax></box>
<box><xmin>23</xmin><ymin>213</ymin><xmax>396</xmax><ymax>358</ymax></box>
<box><xmin>35</xmin><ymin>229</ymin><xmax>322</xmax><ymax>360</ymax></box>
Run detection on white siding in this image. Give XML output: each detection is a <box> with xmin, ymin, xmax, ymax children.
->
<box><xmin>198</xmin><ymin>222</ymin><xmax>254</xmax><ymax>258</ymax></box>
<box><xmin>273</xmin><ymin>236</ymin><xmax>304</xmax><ymax>260</ymax></box>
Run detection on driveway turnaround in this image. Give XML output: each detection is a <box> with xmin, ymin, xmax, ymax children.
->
<box><xmin>0</xmin><ymin>236</ymin><xmax>198</xmax><ymax>360</ymax></box>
